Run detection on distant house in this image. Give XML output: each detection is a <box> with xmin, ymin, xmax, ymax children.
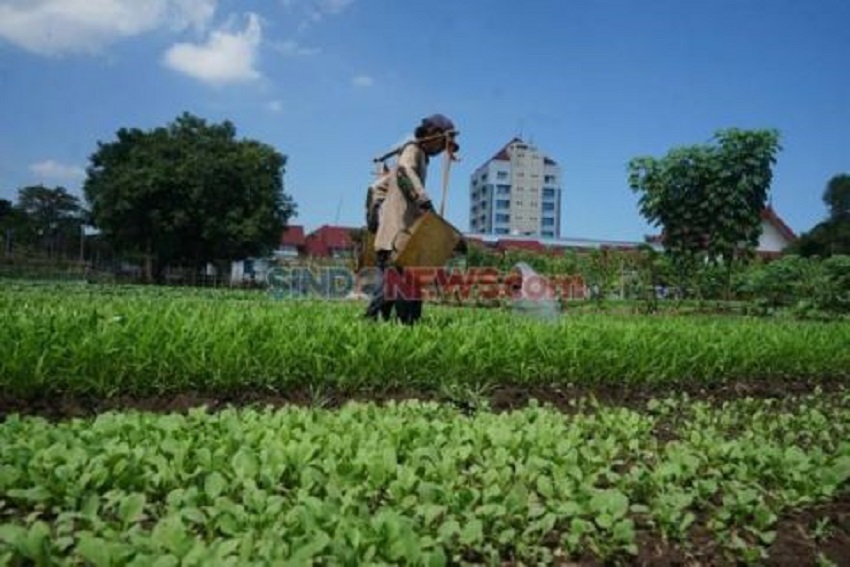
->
<box><xmin>643</xmin><ymin>206</ymin><xmax>797</xmax><ymax>258</ymax></box>
<box><xmin>462</xmin><ymin>206</ymin><xmax>796</xmax><ymax>260</ymax></box>
<box><xmin>275</xmin><ymin>225</ymin><xmax>306</xmax><ymax>259</ymax></box>
<box><xmin>230</xmin><ymin>257</ymin><xmax>271</xmax><ymax>285</ymax></box>
<box><xmin>464</xmin><ymin>232</ymin><xmax>656</xmax><ymax>256</ymax></box>
<box><xmin>758</xmin><ymin>206</ymin><xmax>797</xmax><ymax>256</ymax></box>
<box><xmin>305</xmin><ymin>225</ymin><xmax>357</xmax><ymax>259</ymax></box>
<box><xmin>231</xmin><ymin>225</ymin><xmax>306</xmax><ymax>284</ymax></box>
<box><xmin>495</xmin><ymin>239</ymin><xmax>548</xmax><ymax>254</ymax></box>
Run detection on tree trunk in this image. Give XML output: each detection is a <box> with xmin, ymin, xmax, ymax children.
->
<box><xmin>144</xmin><ymin>239</ymin><xmax>154</xmax><ymax>284</ymax></box>
<box><xmin>192</xmin><ymin>247</ymin><xmax>201</xmax><ymax>287</ymax></box>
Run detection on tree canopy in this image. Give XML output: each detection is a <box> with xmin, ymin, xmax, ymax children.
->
<box><xmin>16</xmin><ymin>185</ymin><xmax>83</xmax><ymax>229</ymax></box>
<box><xmin>628</xmin><ymin>128</ymin><xmax>782</xmax><ymax>267</ymax></box>
<box><xmin>824</xmin><ymin>173</ymin><xmax>850</xmax><ymax>221</ymax></box>
<box><xmin>790</xmin><ymin>173</ymin><xmax>850</xmax><ymax>257</ymax></box>
<box><xmin>83</xmin><ymin>112</ymin><xmax>296</xmax><ymax>281</ymax></box>
<box><xmin>1</xmin><ymin>185</ymin><xmax>84</xmax><ymax>258</ymax></box>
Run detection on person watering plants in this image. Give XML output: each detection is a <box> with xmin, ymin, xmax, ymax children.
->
<box><xmin>363</xmin><ymin>114</ymin><xmax>461</xmax><ymax>325</ymax></box>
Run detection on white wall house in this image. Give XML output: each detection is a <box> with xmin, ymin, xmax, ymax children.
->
<box><xmin>758</xmin><ymin>207</ymin><xmax>797</xmax><ymax>254</ymax></box>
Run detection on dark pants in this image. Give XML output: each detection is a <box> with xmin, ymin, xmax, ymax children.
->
<box><xmin>364</xmin><ymin>251</ymin><xmax>423</xmax><ymax>325</ymax></box>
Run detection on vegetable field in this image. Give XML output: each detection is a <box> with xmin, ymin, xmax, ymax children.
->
<box><xmin>1</xmin><ymin>283</ymin><xmax>849</xmax><ymax>565</ymax></box>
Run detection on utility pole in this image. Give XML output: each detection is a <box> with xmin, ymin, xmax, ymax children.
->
<box><xmin>334</xmin><ymin>196</ymin><xmax>342</xmax><ymax>225</ymax></box>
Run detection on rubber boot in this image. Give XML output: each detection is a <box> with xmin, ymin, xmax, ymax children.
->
<box><xmin>364</xmin><ymin>250</ymin><xmax>394</xmax><ymax>321</ymax></box>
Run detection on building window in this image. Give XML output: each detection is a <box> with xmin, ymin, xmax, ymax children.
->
<box><xmin>481</xmin><ymin>173</ymin><xmax>488</xmax><ymax>181</ymax></box>
<box><xmin>496</xmin><ymin>227</ymin><xmax>509</xmax><ymax>234</ymax></box>
<box><xmin>543</xmin><ymin>202</ymin><xmax>555</xmax><ymax>211</ymax></box>
<box><xmin>542</xmin><ymin>218</ymin><xmax>555</xmax><ymax>227</ymax></box>
<box><xmin>543</xmin><ymin>188</ymin><xmax>556</xmax><ymax>199</ymax></box>
<box><xmin>496</xmin><ymin>171</ymin><xmax>508</xmax><ymax>180</ymax></box>
<box><xmin>496</xmin><ymin>199</ymin><xmax>510</xmax><ymax>210</ymax></box>
<box><xmin>496</xmin><ymin>184</ymin><xmax>511</xmax><ymax>195</ymax></box>
<box><xmin>544</xmin><ymin>175</ymin><xmax>556</xmax><ymax>184</ymax></box>
<box><xmin>542</xmin><ymin>231</ymin><xmax>554</xmax><ymax>238</ymax></box>
<box><xmin>496</xmin><ymin>213</ymin><xmax>510</xmax><ymax>223</ymax></box>
<box><xmin>517</xmin><ymin>172</ymin><xmax>525</xmax><ymax>178</ymax></box>
<box><xmin>482</xmin><ymin>185</ymin><xmax>491</xmax><ymax>195</ymax></box>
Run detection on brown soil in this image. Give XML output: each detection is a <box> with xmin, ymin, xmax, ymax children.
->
<box><xmin>768</xmin><ymin>491</ymin><xmax>850</xmax><ymax>567</ymax></box>
<box><xmin>1</xmin><ymin>376</ymin><xmax>844</xmax><ymax>421</ymax></box>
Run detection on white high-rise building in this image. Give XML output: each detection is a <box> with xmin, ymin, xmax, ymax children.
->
<box><xmin>469</xmin><ymin>138</ymin><xmax>563</xmax><ymax>238</ymax></box>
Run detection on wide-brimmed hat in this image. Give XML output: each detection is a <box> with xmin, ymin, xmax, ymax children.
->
<box><xmin>418</xmin><ymin>114</ymin><xmax>460</xmax><ymax>153</ymax></box>
<box><xmin>421</xmin><ymin>113</ymin><xmax>455</xmax><ymax>132</ymax></box>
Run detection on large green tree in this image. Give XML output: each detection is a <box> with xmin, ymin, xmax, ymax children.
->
<box><xmin>790</xmin><ymin>173</ymin><xmax>850</xmax><ymax>257</ymax></box>
<box><xmin>824</xmin><ymin>174</ymin><xmax>850</xmax><ymax>221</ymax></box>
<box><xmin>13</xmin><ymin>185</ymin><xmax>84</xmax><ymax>258</ymax></box>
<box><xmin>0</xmin><ymin>198</ymin><xmax>14</xmax><ymax>256</ymax></box>
<box><xmin>628</xmin><ymin>128</ymin><xmax>782</xmax><ymax>295</ymax></box>
<box><xmin>84</xmin><ymin>112</ymin><xmax>296</xmax><ymax>282</ymax></box>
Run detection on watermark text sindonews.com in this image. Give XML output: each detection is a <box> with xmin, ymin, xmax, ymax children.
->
<box><xmin>266</xmin><ymin>266</ymin><xmax>586</xmax><ymax>301</ymax></box>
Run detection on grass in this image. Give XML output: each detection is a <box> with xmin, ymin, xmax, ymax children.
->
<box><xmin>1</xmin><ymin>283</ymin><xmax>849</xmax><ymax>399</ymax></box>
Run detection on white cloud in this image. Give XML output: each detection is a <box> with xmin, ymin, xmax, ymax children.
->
<box><xmin>281</xmin><ymin>0</ymin><xmax>354</xmax><ymax>15</ymax></box>
<box><xmin>163</xmin><ymin>12</ymin><xmax>262</xmax><ymax>86</ymax></box>
<box><xmin>285</xmin><ymin>0</ymin><xmax>355</xmax><ymax>32</ymax></box>
<box><xmin>0</xmin><ymin>0</ymin><xmax>216</xmax><ymax>56</ymax></box>
<box><xmin>351</xmin><ymin>74</ymin><xmax>373</xmax><ymax>88</ymax></box>
<box><xmin>267</xmin><ymin>100</ymin><xmax>283</xmax><ymax>113</ymax></box>
<box><xmin>317</xmin><ymin>0</ymin><xmax>355</xmax><ymax>15</ymax></box>
<box><xmin>29</xmin><ymin>160</ymin><xmax>85</xmax><ymax>181</ymax></box>
<box><xmin>272</xmin><ymin>39</ymin><xmax>320</xmax><ymax>57</ymax></box>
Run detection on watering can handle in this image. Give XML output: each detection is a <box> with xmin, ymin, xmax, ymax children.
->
<box><xmin>439</xmin><ymin>137</ymin><xmax>459</xmax><ymax>217</ymax></box>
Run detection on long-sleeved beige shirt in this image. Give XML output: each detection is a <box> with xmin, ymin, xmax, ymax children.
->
<box><xmin>371</xmin><ymin>142</ymin><xmax>431</xmax><ymax>260</ymax></box>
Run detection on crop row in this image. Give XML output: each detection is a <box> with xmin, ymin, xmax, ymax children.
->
<box><xmin>2</xmin><ymin>394</ymin><xmax>849</xmax><ymax>565</ymax></box>
<box><xmin>2</xmin><ymin>285</ymin><xmax>850</xmax><ymax>399</ymax></box>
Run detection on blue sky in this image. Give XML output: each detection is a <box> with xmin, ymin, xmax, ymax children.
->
<box><xmin>1</xmin><ymin>0</ymin><xmax>848</xmax><ymax>242</ymax></box>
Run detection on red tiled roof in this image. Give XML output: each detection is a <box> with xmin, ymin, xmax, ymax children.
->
<box><xmin>496</xmin><ymin>239</ymin><xmax>547</xmax><ymax>253</ymax></box>
<box><xmin>281</xmin><ymin>225</ymin><xmax>305</xmax><ymax>246</ymax></box>
<box><xmin>304</xmin><ymin>225</ymin><xmax>356</xmax><ymax>257</ymax></box>
<box><xmin>490</xmin><ymin>137</ymin><xmax>523</xmax><ymax>162</ymax></box>
<box><xmin>465</xmin><ymin>236</ymin><xmax>487</xmax><ymax>248</ymax></box>
<box><xmin>314</xmin><ymin>225</ymin><xmax>353</xmax><ymax>248</ymax></box>
<box><xmin>646</xmin><ymin>207</ymin><xmax>797</xmax><ymax>247</ymax></box>
<box><xmin>760</xmin><ymin>206</ymin><xmax>797</xmax><ymax>242</ymax></box>
<box><xmin>486</xmin><ymin>138</ymin><xmax>558</xmax><ymax>167</ymax></box>
<box><xmin>304</xmin><ymin>239</ymin><xmax>325</xmax><ymax>257</ymax></box>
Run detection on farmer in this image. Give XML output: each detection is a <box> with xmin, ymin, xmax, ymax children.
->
<box><xmin>363</xmin><ymin>113</ymin><xmax>460</xmax><ymax>325</ymax></box>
